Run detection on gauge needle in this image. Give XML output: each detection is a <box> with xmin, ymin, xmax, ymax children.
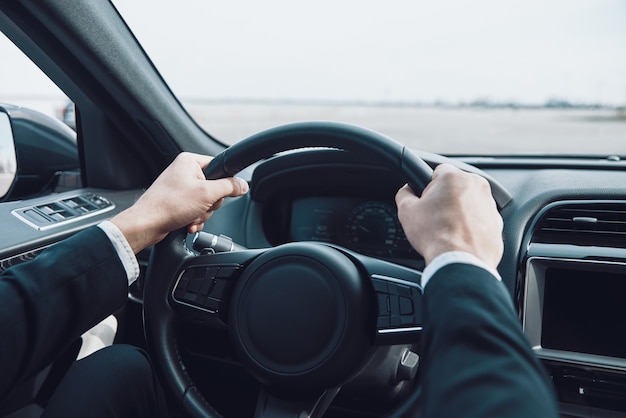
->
<box><xmin>358</xmin><ymin>225</ymin><xmax>370</xmax><ymax>233</ymax></box>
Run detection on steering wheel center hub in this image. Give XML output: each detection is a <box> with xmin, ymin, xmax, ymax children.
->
<box><xmin>229</xmin><ymin>242</ymin><xmax>372</xmax><ymax>390</ymax></box>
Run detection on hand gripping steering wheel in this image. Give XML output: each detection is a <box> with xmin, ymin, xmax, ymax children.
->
<box><xmin>143</xmin><ymin>121</ymin><xmax>476</xmax><ymax>417</ymax></box>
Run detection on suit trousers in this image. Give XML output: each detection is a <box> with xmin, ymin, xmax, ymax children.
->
<box><xmin>41</xmin><ymin>344</ymin><xmax>168</xmax><ymax>418</ymax></box>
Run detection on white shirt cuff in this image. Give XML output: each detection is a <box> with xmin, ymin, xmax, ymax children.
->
<box><xmin>421</xmin><ymin>251</ymin><xmax>501</xmax><ymax>288</ymax></box>
<box><xmin>98</xmin><ymin>221</ymin><xmax>140</xmax><ymax>285</ymax></box>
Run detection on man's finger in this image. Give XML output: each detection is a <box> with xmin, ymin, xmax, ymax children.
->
<box><xmin>395</xmin><ymin>184</ymin><xmax>418</xmax><ymax>205</ymax></box>
<box><xmin>430</xmin><ymin>163</ymin><xmax>459</xmax><ymax>181</ymax></box>
<box><xmin>211</xmin><ymin>198</ymin><xmax>225</xmax><ymax>211</ymax></box>
<box><xmin>207</xmin><ymin>177</ymin><xmax>249</xmax><ymax>199</ymax></box>
<box><xmin>183</xmin><ymin>152</ymin><xmax>213</xmax><ymax>169</ymax></box>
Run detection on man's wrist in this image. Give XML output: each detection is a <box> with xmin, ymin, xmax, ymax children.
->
<box><xmin>98</xmin><ymin>221</ymin><xmax>140</xmax><ymax>285</ymax></box>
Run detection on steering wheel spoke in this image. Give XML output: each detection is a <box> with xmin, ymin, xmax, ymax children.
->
<box><xmin>370</xmin><ymin>274</ymin><xmax>423</xmax><ymax>345</ymax></box>
<box><xmin>169</xmin><ymin>249</ymin><xmax>264</xmax><ymax>323</ymax></box>
<box><xmin>330</xmin><ymin>245</ymin><xmax>424</xmax><ymax>346</ymax></box>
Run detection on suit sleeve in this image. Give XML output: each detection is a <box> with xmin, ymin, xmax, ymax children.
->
<box><xmin>419</xmin><ymin>263</ymin><xmax>560</xmax><ymax>418</ymax></box>
<box><xmin>0</xmin><ymin>226</ymin><xmax>129</xmax><ymax>397</ymax></box>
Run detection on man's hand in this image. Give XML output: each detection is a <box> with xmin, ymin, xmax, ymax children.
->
<box><xmin>395</xmin><ymin>164</ymin><xmax>503</xmax><ymax>269</ymax></box>
<box><xmin>110</xmin><ymin>152</ymin><xmax>249</xmax><ymax>253</ymax></box>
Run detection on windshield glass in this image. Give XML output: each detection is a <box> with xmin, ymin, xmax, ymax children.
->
<box><xmin>120</xmin><ymin>1</ymin><xmax>625</xmax><ymax>155</ymax></box>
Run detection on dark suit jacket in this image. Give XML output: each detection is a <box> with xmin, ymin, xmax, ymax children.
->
<box><xmin>0</xmin><ymin>227</ymin><xmax>128</xmax><ymax>398</ymax></box>
<box><xmin>420</xmin><ymin>263</ymin><xmax>560</xmax><ymax>418</ymax></box>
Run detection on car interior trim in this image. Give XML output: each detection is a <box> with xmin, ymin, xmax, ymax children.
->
<box><xmin>11</xmin><ymin>193</ymin><xmax>115</xmax><ymax>230</ymax></box>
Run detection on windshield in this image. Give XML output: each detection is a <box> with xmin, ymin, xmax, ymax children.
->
<box><xmin>112</xmin><ymin>0</ymin><xmax>625</xmax><ymax>156</ymax></box>
<box><xmin>6</xmin><ymin>1</ymin><xmax>625</xmax><ymax>156</ymax></box>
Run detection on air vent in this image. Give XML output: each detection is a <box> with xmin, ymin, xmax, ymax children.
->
<box><xmin>12</xmin><ymin>193</ymin><xmax>115</xmax><ymax>230</ymax></box>
<box><xmin>532</xmin><ymin>202</ymin><xmax>626</xmax><ymax>248</ymax></box>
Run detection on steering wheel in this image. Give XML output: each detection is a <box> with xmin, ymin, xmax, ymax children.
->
<box><xmin>143</xmin><ymin>122</ymin><xmax>444</xmax><ymax>417</ymax></box>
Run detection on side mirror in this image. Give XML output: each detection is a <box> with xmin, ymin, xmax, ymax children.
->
<box><xmin>0</xmin><ymin>103</ymin><xmax>79</xmax><ymax>201</ymax></box>
<box><xmin>0</xmin><ymin>108</ymin><xmax>17</xmax><ymax>201</ymax></box>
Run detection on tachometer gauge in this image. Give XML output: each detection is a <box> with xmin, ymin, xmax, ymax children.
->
<box><xmin>345</xmin><ymin>201</ymin><xmax>402</xmax><ymax>256</ymax></box>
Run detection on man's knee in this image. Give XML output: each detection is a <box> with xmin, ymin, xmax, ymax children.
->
<box><xmin>89</xmin><ymin>344</ymin><xmax>155</xmax><ymax>388</ymax></box>
<box><xmin>42</xmin><ymin>344</ymin><xmax>167</xmax><ymax>418</ymax></box>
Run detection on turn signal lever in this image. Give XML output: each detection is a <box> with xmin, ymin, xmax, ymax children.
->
<box><xmin>192</xmin><ymin>232</ymin><xmax>246</xmax><ymax>254</ymax></box>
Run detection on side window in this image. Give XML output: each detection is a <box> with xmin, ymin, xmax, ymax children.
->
<box><xmin>0</xmin><ymin>33</ymin><xmax>80</xmax><ymax>202</ymax></box>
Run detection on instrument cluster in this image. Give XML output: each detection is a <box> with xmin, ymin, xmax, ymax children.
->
<box><xmin>289</xmin><ymin>196</ymin><xmax>416</xmax><ymax>260</ymax></box>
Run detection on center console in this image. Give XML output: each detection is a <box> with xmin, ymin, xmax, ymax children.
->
<box><xmin>522</xmin><ymin>200</ymin><xmax>626</xmax><ymax>417</ymax></box>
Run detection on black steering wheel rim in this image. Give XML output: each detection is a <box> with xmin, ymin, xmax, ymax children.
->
<box><xmin>203</xmin><ymin>121</ymin><xmax>434</xmax><ymax>194</ymax></box>
<box><xmin>143</xmin><ymin>121</ymin><xmax>434</xmax><ymax>417</ymax></box>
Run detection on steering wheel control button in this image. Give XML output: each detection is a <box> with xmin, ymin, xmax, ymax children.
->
<box><xmin>399</xmin><ymin>296</ymin><xmax>414</xmax><ymax>315</ymax></box>
<box><xmin>372</xmin><ymin>275</ymin><xmax>423</xmax><ymax>344</ymax></box>
<box><xmin>377</xmin><ymin>292</ymin><xmax>391</xmax><ymax>328</ymax></box>
<box><xmin>187</xmin><ymin>277</ymin><xmax>203</xmax><ymax>293</ymax></box>
<box><xmin>198</xmin><ymin>277</ymin><xmax>215</xmax><ymax>296</ymax></box>
<box><xmin>203</xmin><ymin>297</ymin><xmax>220</xmax><ymax>311</ymax></box>
<box><xmin>173</xmin><ymin>276</ymin><xmax>190</xmax><ymax>299</ymax></box>
<box><xmin>172</xmin><ymin>265</ymin><xmax>241</xmax><ymax>314</ymax></box>
<box><xmin>216</xmin><ymin>266</ymin><xmax>238</xmax><ymax>278</ymax></box>
<box><xmin>181</xmin><ymin>292</ymin><xmax>198</xmax><ymax>304</ymax></box>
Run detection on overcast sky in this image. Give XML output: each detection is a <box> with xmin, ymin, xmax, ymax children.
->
<box><xmin>1</xmin><ymin>0</ymin><xmax>625</xmax><ymax>106</ymax></box>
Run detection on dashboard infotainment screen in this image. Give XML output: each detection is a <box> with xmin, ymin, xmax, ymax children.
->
<box><xmin>542</xmin><ymin>267</ymin><xmax>626</xmax><ymax>359</ymax></box>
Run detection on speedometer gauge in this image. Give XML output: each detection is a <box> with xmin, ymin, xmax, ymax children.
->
<box><xmin>345</xmin><ymin>201</ymin><xmax>402</xmax><ymax>256</ymax></box>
